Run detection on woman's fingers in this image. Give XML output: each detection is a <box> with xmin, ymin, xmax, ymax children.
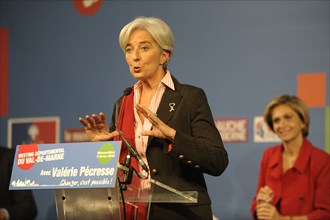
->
<box><xmin>79</xmin><ymin>113</ymin><xmax>107</xmax><ymax>129</ymax></box>
<box><xmin>136</xmin><ymin>104</ymin><xmax>147</xmax><ymax>117</ymax></box>
<box><xmin>136</xmin><ymin>104</ymin><xmax>158</xmax><ymax>124</ymax></box>
<box><xmin>100</xmin><ymin>112</ymin><xmax>107</xmax><ymax>123</ymax></box>
<box><xmin>85</xmin><ymin>115</ymin><xmax>95</xmax><ymax>125</ymax></box>
<box><xmin>79</xmin><ymin>117</ymin><xmax>88</xmax><ymax>127</ymax></box>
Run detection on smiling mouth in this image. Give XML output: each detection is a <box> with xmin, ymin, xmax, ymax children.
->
<box><xmin>279</xmin><ymin>131</ymin><xmax>290</xmax><ymax>136</ymax></box>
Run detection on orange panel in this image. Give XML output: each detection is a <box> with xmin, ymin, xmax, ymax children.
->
<box><xmin>297</xmin><ymin>72</ymin><xmax>327</xmax><ymax>108</ymax></box>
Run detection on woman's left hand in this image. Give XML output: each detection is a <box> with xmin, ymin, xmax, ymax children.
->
<box><xmin>136</xmin><ymin>104</ymin><xmax>176</xmax><ymax>141</ymax></box>
<box><xmin>256</xmin><ymin>202</ymin><xmax>281</xmax><ymax>220</ymax></box>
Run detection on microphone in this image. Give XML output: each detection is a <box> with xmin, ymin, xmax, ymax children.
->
<box><xmin>117</xmin><ymin>129</ymin><xmax>149</xmax><ymax>173</ymax></box>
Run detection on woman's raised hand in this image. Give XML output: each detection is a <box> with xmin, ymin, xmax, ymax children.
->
<box><xmin>136</xmin><ymin>104</ymin><xmax>176</xmax><ymax>141</ymax></box>
<box><xmin>79</xmin><ymin>112</ymin><xmax>118</xmax><ymax>141</ymax></box>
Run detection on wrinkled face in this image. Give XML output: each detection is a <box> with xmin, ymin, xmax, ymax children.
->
<box><xmin>271</xmin><ymin>104</ymin><xmax>305</xmax><ymax>143</ymax></box>
<box><xmin>125</xmin><ymin>29</ymin><xmax>169</xmax><ymax>81</ymax></box>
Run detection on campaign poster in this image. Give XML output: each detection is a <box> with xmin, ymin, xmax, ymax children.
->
<box><xmin>214</xmin><ymin>118</ymin><xmax>248</xmax><ymax>143</ymax></box>
<box><xmin>254</xmin><ymin>116</ymin><xmax>281</xmax><ymax>143</ymax></box>
<box><xmin>7</xmin><ymin>117</ymin><xmax>60</xmax><ymax>149</ymax></box>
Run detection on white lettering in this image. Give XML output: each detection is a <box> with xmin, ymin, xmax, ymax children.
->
<box><xmin>79</xmin><ymin>166</ymin><xmax>115</xmax><ymax>177</ymax></box>
<box><xmin>52</xmin><ymin>167</ymin><xmax>78</xmax><ymax>177</ymax></box>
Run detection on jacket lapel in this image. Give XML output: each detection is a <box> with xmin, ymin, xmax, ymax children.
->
<box><xmin>156</xmin><ymin>87</ymin><xmax>182</xmax><ymax>123</ymax></box>
<box><xmin>148</xmin><ymin>78</ymin><xmax>182</xmax><ymax>144</ymax></box>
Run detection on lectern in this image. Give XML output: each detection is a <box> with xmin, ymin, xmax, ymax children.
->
<box><xmin>9</xmin><ymin>142</ymin><xmax>198</xmax><ymax>220</ymax></box>
<box><xmin>55</xmin><ymin>166</ymin><xmax>198</xmax><ymax>220</ymax></box>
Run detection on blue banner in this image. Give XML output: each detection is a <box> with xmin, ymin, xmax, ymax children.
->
<box><xmin>9</xmin><ymin>141</ymin><xmax>121</xmax><ymax>190</ymax></box>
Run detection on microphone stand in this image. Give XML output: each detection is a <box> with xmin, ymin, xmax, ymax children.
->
<box><xmin>116</xmin><ymin>129</ymin><xmax>149</xmax><ymax>173</ymax></box>
<box><xmin>119</xmin><ymin>152</ymin><xmax>133</xmax><ymax>190</ymax></box>
<box><xmin>116</xmin><ymin>129</ymin><xmax>150</xmax><ymax>190</ymax></box>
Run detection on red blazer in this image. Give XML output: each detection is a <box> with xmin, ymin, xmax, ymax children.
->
<box><xmin>251</xmin><ymin>138</ymin><xmax>330</xmax><ymax>220</ymax></box>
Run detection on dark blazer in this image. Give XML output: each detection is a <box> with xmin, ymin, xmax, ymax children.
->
<box><xmin>0</xmin><ymin>147</ymin><xmax>37</xmax><ymax>220</ymax></box>
<box><xmin>110</xmin><ymin>76</ymin><xmax>229</xmax><ymax>220</ymax></box>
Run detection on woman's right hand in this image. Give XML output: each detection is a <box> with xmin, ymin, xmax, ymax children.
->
<box><xmin>256</xmin><ymin>185</ymin><xmax>274</xmax><ymax>204</ymax></box>
<box><xmin>79</xmin><ymin>112</ymin><xmax>118</xmax><ymax>141</ymax></box>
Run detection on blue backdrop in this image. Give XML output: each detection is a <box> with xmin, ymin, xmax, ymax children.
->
<box><xmin>0</xmin><ymin>1</ymin><xmax>329</xmax><ymax>219</ymax></box>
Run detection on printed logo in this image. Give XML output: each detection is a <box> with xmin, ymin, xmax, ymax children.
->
<box><xmin>73</xmin><ymin>0</ymin><xmax>103</xmax><ymax>16</ymax></box>
<box><xmin>16</xmin><ymin>144</ymin><xmax>39</xmax><ymax>170</ymax></box>
<box><xmin>97</xmin><ymin>143</ymin><xmax>115</xmax><ymax>165</ymax></box>
<box><xmin>254</xmin><ymin>116</ymin><xmax>280</xmax><ymax>143</ymax></box>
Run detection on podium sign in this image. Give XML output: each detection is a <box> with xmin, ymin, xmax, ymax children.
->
<box><xmin>9</xmin><ymin>141</ymin><xmax>198</xmax><ymax>220</ymax></box>
<box><xmin>9</xmin><ymin>141</ymin><xmax>121</xmax><ymax>190</ymax></box>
